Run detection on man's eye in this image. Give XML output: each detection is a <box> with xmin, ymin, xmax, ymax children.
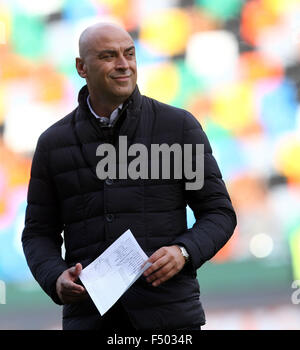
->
<box><xmin>101</xmin><ymin>54</ymin><xmax>114</xmax><ymax>59</ymax></box>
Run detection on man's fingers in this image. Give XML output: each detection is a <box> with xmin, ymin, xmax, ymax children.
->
<box><xmin>144</xmin><ymin>247</ymin><xmax>171</xmax><ymax>276</ymax></box>
<box><xmin>144</xmin><ymin>246</ymin><xmax>180</xmax><ymax>277</ymax></box>
<box><xmin>59</xmin><ymin>281</ymin><xmax>87</xmax><ymax>304</ymax></box>
<box><xmin>56</xmin><ymin>264</ymin><xmax>87</xmax><ymax>304</ymax></box>
<box><xmin>146</xmin><ymin>262</ymin><xmax>173</xmax><ymax>283</ymax></box>
<box><xmin>144</xmin><ymin>255</ymin><xmax>169</xmax><ymax>277</ymax></box>
<box><xmin>147</xmin><ymin>248</ymin><xmax>165</xmax><ymax>263</ymax></box>
<box><xmin>61</xmin><ymin>279</ymin><xmax>85</xmax><ymax>293</ymax></box>
<box><xmin>143</xmin><ymin>245</ymin><xmax>186</xmax><ymax>287</ymax></box>
<box><xmin>151</xmin><ymin>269</ymin><xmax>175</xmax><ymax>287</ymax></box>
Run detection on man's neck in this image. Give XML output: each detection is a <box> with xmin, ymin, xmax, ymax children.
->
<box><xmin>88</xmin><ymin>92</ymin><xmax>124</xmax><ymax>118</ymax></box>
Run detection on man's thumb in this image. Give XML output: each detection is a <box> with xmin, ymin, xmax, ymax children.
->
<box><xmin>70</xmin><ymin>263</ymin><xmax>82</xmax><ymax>277</ymax></box>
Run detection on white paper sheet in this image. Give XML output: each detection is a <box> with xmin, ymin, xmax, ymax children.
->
<box><xmin>79</xmin><ymin>229</ymin><xmax>152</xmax><ymax>315</ymax></box>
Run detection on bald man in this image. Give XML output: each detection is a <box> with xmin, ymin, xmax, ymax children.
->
<box><xmin>22</xmin><ymin>23</ymin><xmax>236</xmax><ymax>331</ymax></box>
<box><xmin>76</xmin><ymin>23</ymin><xmax>137</xmax><ymax>117</ymax></box>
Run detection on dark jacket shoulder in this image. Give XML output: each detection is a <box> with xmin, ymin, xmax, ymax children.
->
<box><xmin>145</xmin><ymin>95</ymin><xmax>202</xmax><ymax>130</ymax></box>
<box><xmin>36</xmin><ymin>109</ymin><xmax>77</xmax><ymax>151</ymax></box>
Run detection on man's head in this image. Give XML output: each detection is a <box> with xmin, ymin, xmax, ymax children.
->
<box><xmin>76</xmin><ymin>23</ymin><xmax>137</xmax><ymax>105</ymax></box>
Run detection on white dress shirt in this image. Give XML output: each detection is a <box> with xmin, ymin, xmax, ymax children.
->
<box><xmin>87</xmin><ymin>95</ymin><xmax>123</xmax><ymax>127</ymax></box>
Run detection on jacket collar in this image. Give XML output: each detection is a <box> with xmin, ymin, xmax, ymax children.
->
<box><xmin>72</xmin><ymin>84</ymin><xmax>143</xmax><ymax>176</ymax></box>
<box><xmin>77</xmin><ymin>84</ymin><xmax>142</xmax><ymax>115</ymax></box>
<box><xmin>75</xmin><ymin>84</ymin><xmax>142</xmax><ymax>141</ymax></box>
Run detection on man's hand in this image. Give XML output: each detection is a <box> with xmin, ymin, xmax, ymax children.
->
<box><xmin>143</xmin><ymin>245</ymin><xmax>186</xmax><ymax>287</ymax></box>
<box><xmin>56</xmin><ymin>263</ymin><xmax>87</xmax><ymax>304</ymax></box>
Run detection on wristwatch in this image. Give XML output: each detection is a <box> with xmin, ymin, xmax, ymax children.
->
<box><xmin>178</xmin><ymin>245</ymin><xmax>190</xmax><ymax>263</ymax></box>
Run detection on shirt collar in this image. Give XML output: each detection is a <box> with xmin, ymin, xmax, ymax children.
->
<box><xmin>87</xmin><ymin>95</ymin><xmax>123</xmax><ymax>125</ymax></box>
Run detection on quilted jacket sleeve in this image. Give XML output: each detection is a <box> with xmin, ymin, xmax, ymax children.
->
<box><xmin>22</xmin><ymin>134</ymin><xmax>68</xmax><ymax>305</ymax></box>
<box><xmin>172</xmin><ymin>111</ymin><xmax>237</xmax><ymax>271</ymax></box>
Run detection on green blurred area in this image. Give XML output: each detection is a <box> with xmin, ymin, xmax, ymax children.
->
<box><xmin>198</xmin><ymin>259</ymin><xmax>293</xmax><ymax>297</ymax></box>
<box><xmin>0</xmin><ymin>259</ymin><xmax>293</xmax><ymax>330</ymax></box>
<box><xmin>196</xmin><ymin>0</ymin><xmax>244</xmax><ymax>20</ymax></box>
<box><xmin>11</xmin><ymin>11</ymin><xmax>46</xmax><ymax>60</ymax></box>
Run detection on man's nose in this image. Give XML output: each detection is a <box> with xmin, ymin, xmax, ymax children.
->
<box><xmin>115</xmin><ymin>54</ymin><xmax>129</xmax><ymax>70</ymax></box>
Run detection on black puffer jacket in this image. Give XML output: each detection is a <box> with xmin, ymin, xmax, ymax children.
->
<box><xmin>22</xmin><ymin>85</ymin><xmax>236</xmax><ymax>330</ymax></box>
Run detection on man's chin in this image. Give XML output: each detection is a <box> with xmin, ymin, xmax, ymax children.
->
<box><xmin>113</xmin><ymin>86</ymin><xmax>135</xmax><ymax>99</ymax></box>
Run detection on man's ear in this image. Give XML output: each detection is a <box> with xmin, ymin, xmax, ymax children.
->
<box><xmin>76</xmin><ymin>57</ymin><xmax>87</xmax><ymax>78</ymax></box>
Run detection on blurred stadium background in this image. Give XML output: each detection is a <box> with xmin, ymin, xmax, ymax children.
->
<box><xmin>1</xmin><ymin>0</ymin><xmax>300</xmax><ymax>330</ymax></box>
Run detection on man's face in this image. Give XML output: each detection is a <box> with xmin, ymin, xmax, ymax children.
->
<box><xmin>78</xmin><ymin>28</ymin><xmax>137</xmax><ymax>103</ymax></box>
